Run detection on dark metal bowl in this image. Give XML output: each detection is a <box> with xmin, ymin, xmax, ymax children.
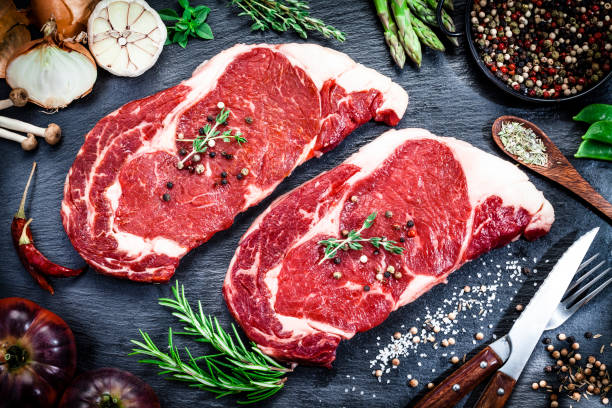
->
<box><xmin>436</xmin><ymin>0</ymin><xmax>612</xmax><ymax>103</ymax></box>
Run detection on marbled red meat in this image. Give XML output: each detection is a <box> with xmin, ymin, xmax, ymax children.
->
<box><xmin>61</xmin><ymin>44</ymin><xmax>408</xmax><ymax>282</ymax></box>
<box><xmin>223</xmin><ymin>128</ymin><xmax>554</xmax><ymax>366</ymax></box>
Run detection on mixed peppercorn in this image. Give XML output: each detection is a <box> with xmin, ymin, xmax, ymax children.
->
<box><xmin>534</xmin><ymin>332</ymin><xmax>610</xmax><ymax>406</ymax></box>
<box><xmin>470</xmin><ymin>0</ymin><xmax>611</xmax><ymax>99</ymax></box>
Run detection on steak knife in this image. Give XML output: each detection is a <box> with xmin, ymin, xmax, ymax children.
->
<box><xmin>412</xmin><ymin>228</ymin><xmax>599</xmax><ymax>408</ymax></box>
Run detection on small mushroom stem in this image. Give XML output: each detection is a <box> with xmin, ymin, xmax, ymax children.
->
<box><xmin>0</xmin><ymin>127</ymin><xmax>38</xmax><ymax>151</ymax></box>
<box><xmin>0</xmin><ymin>88</ymin><xmax>29</xmax><ymax>110</ymax></box>
<box><xmin>0</xmin><ymin>116</ymin><xmax>61</xmax><ymax>145</ymax></box>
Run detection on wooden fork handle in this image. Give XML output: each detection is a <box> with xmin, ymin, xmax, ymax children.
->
<box><xmin>474</xmin><ymin>371</ymin><xmax>516</xmax><ymax>408</ymax></box>
<box><xmin>411</xmin><ymin>346</ymin><xmax>504</xmax><ymax>408</ymax></box>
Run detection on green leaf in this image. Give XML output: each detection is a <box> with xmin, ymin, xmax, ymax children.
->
<box><xmin>223</xmin><ymin>138</ymin><xmax>230</xmax><ymax>143</ymax></box>
<box><xmin>182</xmin><ymin>7</ymin><xmax>192</xmax><ymax>20</ymax></box>
<box><xmin>195</xmin><ymin>7</ymin><xmax>210</xmax><ymax>24</ymax></box>
<box><xmin>196</xmin><ymin>23</ymin><xmax>214</xmax><ymax>39</ymax></box>
<box><xmin>363</xmin><ymin>212</ymin><xmax>377</xmax><ymax>229</ymax></box>
<box><xmin>176</xmin><ymin>21</ymin><xmax>189</xmax><ymax>31</ymax></box>
<box><xmin>158</xmin><ymin>8</ymin><xmax>180</xmax><ymax>20</ymax></box>
<box><xmin>178</xmin><ymin>0</ymin><xmax>190</xmax><ymax>9</ymax></box>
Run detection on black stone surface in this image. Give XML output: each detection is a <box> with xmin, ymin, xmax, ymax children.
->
<box><xmin>0</xmin><ymin>1</ymin><xmax>610</xmax><ymax>407</ymax></box>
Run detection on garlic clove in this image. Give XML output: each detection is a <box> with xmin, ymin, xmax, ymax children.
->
<box><xmin>88</xmin><ymin>0</ymin><xmax>166</xmax><ymax>77</ymax></box>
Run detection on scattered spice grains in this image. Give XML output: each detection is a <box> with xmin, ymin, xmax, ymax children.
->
<box><xmin>367</xmin><ymin>251</ymin><xmax>544</xmax><ymax>391</ymax></box>
<box><xmin>531</xmin><ymin>333</ymin><xmax>610</xmax><ymax>406</ymax></box>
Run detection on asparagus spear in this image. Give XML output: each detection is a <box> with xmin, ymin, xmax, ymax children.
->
<box><xmin>407</xmin><ymin>0</ymin><xmax>458</xmax><ymax>46</ymax></box>
<box><xmin>373</xmin><ymin>0</ymin><xmax>407</xmax><ymax>68</ymax></box>
<box><xmin>444</xmin><ymin>0</ymin><xmax>454</xmax><ymax>11</ymax></box>
<box><xmin>410</xmin><ymin>13</ymin><xmax>445</xmax><ymax>51</ymax></box>
<box><xmin>390</xmin><ymin>0</ymin><xmax>422</xmax><ymax>67</ymax></box>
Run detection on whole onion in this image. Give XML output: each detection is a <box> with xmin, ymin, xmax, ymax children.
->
<box><xmin>0</xmin><ymin>297</ymin><xmax>77</xmax><ymax>408</ymax></box>
<box><xmin>30</xmin><ymin>0</ymin><xmax>99</xmax><ymax>38</ymax></box>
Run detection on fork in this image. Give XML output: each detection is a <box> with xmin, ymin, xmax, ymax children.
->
<box><xmin>545</xmin><ymin>253</ymin><xmax>611</xmax><ymax>330</ymax></box>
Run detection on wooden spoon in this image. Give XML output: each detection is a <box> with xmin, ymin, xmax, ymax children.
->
<box><xmin>492</xmin><ymin>115</ymin><xmax>612</xmax><ymax>223</ymax></box>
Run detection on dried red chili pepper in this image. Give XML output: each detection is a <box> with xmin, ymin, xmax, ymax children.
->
<box><xmin>12</xmin><ymin>162</ymin><xmax>85</xmax><ymax>294</ymax></box>
<box><xmin>20</xmin><ymin>219</ymin><xmax>85</xmax><ymax>277</ymax></box>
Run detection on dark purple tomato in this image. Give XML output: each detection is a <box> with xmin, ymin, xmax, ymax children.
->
<box><xmin>0</xmin><ymin>297</ymin><xmax>77</xmax><ymax>408</ymax></box>
<box><xmin>59</xmin><ymin>367</ymin><xmax>161</xmax><ymax>408</ymax></box>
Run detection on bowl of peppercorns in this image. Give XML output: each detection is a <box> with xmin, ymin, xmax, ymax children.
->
<box><xmin>466</xmin><ymin>0</ymin><xmax>611</xmax><ymax>102</ymax></box>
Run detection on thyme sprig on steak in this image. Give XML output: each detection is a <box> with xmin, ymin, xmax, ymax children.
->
<box><xmin>177</xmin><ymin>103</ymin><xmax>247</xmax><ymax>168</ymax></box>
<box><xmin>318</xmin><ymin>212</ymin><xmax>405</xmax><ymax>264</ymax></box>
<box><xmin>130</xmin><ymin>282</ymin><xmax>291</xmax><ymax>404</ymax></box>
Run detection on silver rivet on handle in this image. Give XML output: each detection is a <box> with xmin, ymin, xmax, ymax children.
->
<box><xmin>480</xmin><ymin>361</ymin><xmax>488</xmax><ymax>368</ymax></box>
<box><xmin>497</xmin><ymin>387</ymin><xmax>505</xmax><ymax>396</ymax></box>
<box><xmin>452</xmin><ymin>384</ymin><xmax>460</xmax><ymax>392</ymax></box>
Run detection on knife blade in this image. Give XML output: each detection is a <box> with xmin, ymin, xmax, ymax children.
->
<box><xmin>498</xmin><ymin>227</ymin><xmax>599</xmax><ymax>381</ymax></box>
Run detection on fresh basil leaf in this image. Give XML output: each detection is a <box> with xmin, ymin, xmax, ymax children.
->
<box><xmin>194</xmin><ymin>5</ymin><xmax>210</xmax><ymax>19</ymax></box>
<box><xmin>178</xmin><ymin>0</ymin><xmax>189</xmax><ymax>10</ymax></box>
<box><xmin>196</xmin><ymin>23</ymin><xmax>213</xmax><ymax>39</ymax></box>
<box><xmin>195</xmin><ymin>10</ymin><xmax>209</xmax><ymax>25</ymax></box>
<box><xmin>176</xmin><ymin>21</ymin><xmax>188</xmax><ymax>31</ymax></box>
<box><xmin>158</xmin><ymin>8</ymin><xmax>180</xmax><ymax>20</ymax></box>
<box><xmin>182</xmin><ymin>7</ymin><xmax>191</xmax><ymax>20</ymax></box>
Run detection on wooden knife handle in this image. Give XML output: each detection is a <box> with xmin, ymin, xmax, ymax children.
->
<box><xmin>412</xmin><ymin>346</ymin><xmax>504</xmax><ymax>408</ymax></box>
<box><xmin>474</xmin><ymin>371</ymin><xmax>516</xmax><ymax>408</ymax></box>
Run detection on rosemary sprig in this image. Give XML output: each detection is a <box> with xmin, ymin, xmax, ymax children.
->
<box><xmin>229</xmin><ymin>0</ymin><xmax>346</xmax><ymax>42</ymax></box>
<box><xmin>130</xmin><ymin>282</ymin><xmax>291</xmax><ymax>404</ymax></box>
<box><xmin>318</xmin><ymin>212</ymin><xmax>405</xmax><ymax>264</ymax></box>
<box><xmin>177</xmin><ymin>104</ymin><xmax>247</xmax><ymax>166</ymax></box>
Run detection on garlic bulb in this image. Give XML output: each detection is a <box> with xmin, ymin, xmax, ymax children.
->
<box><xmin>6</xmin><ymin>39</ymin><xmax>97</xmax><ymax>109</ymax></box>
<box><xmin>88</xmin><ymin>0</ymin><xmax>166</xmax><ymax>77</ymax></box>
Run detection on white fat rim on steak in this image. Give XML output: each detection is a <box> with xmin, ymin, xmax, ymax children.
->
<box><xmin>225</xmin><ymin>128</ymin><xmax>555</xmax><ymax>344</ymax></box>
<box><xmin>61</xmin><ymin>44</ymin><xmax>408</xmax><ymax>277</ymax></box>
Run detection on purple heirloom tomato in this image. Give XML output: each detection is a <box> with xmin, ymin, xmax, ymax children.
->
<box><xmin>0</xmin><ymin>297</ymin><xmax>77</xmax><ymax>408</ymax></box>
<box><xmin>59</xmin><ymin>367</ymin><xmax>161</xmax><ymax>408</ymax></box>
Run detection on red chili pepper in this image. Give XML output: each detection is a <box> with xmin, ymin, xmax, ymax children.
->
<box><xmin>12</xmin><ymin>163</ymin><xmax>85</xmax><ymax>294</ymax></box>
<box><xmin>19</xmin><ymin>219</ymin><xmax>85</xmax><ymax>277</ymax></box>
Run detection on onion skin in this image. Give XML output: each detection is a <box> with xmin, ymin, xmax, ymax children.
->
<box><xmin>5</xmin><ymin>35</ymin><xmax>97</xmax><ymax>109</ymax></box>
<box><xmin>59</xmin><ymin>367</ymin><xmax>161</xmax><ymax>408</ymax></box>
<box><xmin>0</xmin><ymin>1</ymin><xmax>30</xmax><ymax>78</ymax></box>
<box><xmin>0</xmin><ymin>297</ymin><xmax>77</xmax><ymax>408</ymax></box>
<box><xmin>30</xmin><ymin>0</ymin><xmax>98</xmax><ymax>38</ymax></box>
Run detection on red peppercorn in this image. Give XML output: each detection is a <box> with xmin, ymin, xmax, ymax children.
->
<box><xmin>578</xmin><ymin>78</ymin><xmax>586</xmax><ymax>85</ymax></box>
<box><xmin>500</xmin><ymin>66</ymin><xmax>508</xmax><ymax>74</ymax></box>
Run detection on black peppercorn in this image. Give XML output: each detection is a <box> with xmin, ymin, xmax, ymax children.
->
<box><xmin>384</xmin><ymin>271</ymin><xmax>391</xmax><ymax>278</ymax></box>
<box><xmin>207</xmin><ymin>115</ymin><xmax>214</xmax><ymax>122</ymax></box>
<box><xmin>245</xmin><ymin>116</ymin><xmax>253</xmax><ymax>124</ymax></box>
<box><xmin>179</xmin><ymin>148</ymin><xmax>187</xmax><ymax>156</ymax></box>
<box><xmin>567</xmin><ymin>336</ymin><xmax>575</xmax><ymax>345</ymax></box>
<box><xmin>221</xmin><ymin>171</ymin><xmax>227</xmax><ymax>178</ymax></box>
<box><xmin>237</xmin><ymin>173</ymin><xmax>243</xmax><ymax>180</ymax></box>
<box><xmin>162</xmin><ymin>193</ymin><xmax>171</xmax><ymax>202</ymax></box>
<box><xmin>221</xmin><ymin>179</ymin><xmax>228</xmax><ymax>185</ymax></box>
<box><xmin>209</xmin><ymin>152</ymin><xmax>216</xmax><ymax>158</ymax></box>
<box><xmin>543</xmin><ymin>337</ymin><xmax>552</xmax><ymax>345</ymax></box>
<box><xmin>585</xmin><ymin>332</ymin><xmax>593</xmax><ymax>339</ymax></box>
<box><xmin>400</xmin><ymin>237</ymin><xmax>405</xmax><ymax>242</ymax></box>
<box><xmin>334</xmin><ymin>257</ymin><xmax>341</xmax><ymax>265</ymax></box>
<box><xmin>406</xmin><ymin>220</ymin><xmax>415</xmax><ymax>228</ymax></box>
<box><xmin>199</xmin><ymin>127</ymin><xmax>206</xmax><ymax>135</ymax></box>
<box><xmin>166</xmin><ymin>181</ymin><xmax>173</xmax><ymax>189</ymax></box>
<box><xmin>363</xmin><ymin>285</ymin><xmax>370</xmax><ymax>292</ymax></box>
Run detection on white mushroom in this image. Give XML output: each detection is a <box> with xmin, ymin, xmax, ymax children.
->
<box><xmin>0</xmin><ymin>127</ymin><xmax>37</xmax><ymax>151</ymax></box>
<box><xmin>0</xmin><ymin>88</ymin><xmax>28</xmax><ymax>110</ymax></box>
<box><xmin>0</xmin><ymin>116</ymin><xmax>61</xmax><ymax>145</ymax></box>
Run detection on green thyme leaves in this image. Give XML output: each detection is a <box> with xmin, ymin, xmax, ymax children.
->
<box><xmin>318</xmin><ymin>212</ymin><xmax>404</xmax><ymax>264</ymax></box>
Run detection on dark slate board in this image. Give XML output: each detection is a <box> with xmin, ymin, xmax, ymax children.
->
<box><xmin>1</xmin><ymin>1</ymin><xmax>610</xmax><ymax>407</ymax></box>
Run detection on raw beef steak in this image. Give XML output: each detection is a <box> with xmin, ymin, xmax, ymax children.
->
<box><xmin>61</xmin><ymin>43</ymin><xmax>408</xmax><ymax>282</ymax></box>
<box><xmin>223</xmin><ymin>128</ymin><xmax>555</xmax><ymax>366</ymax></box>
